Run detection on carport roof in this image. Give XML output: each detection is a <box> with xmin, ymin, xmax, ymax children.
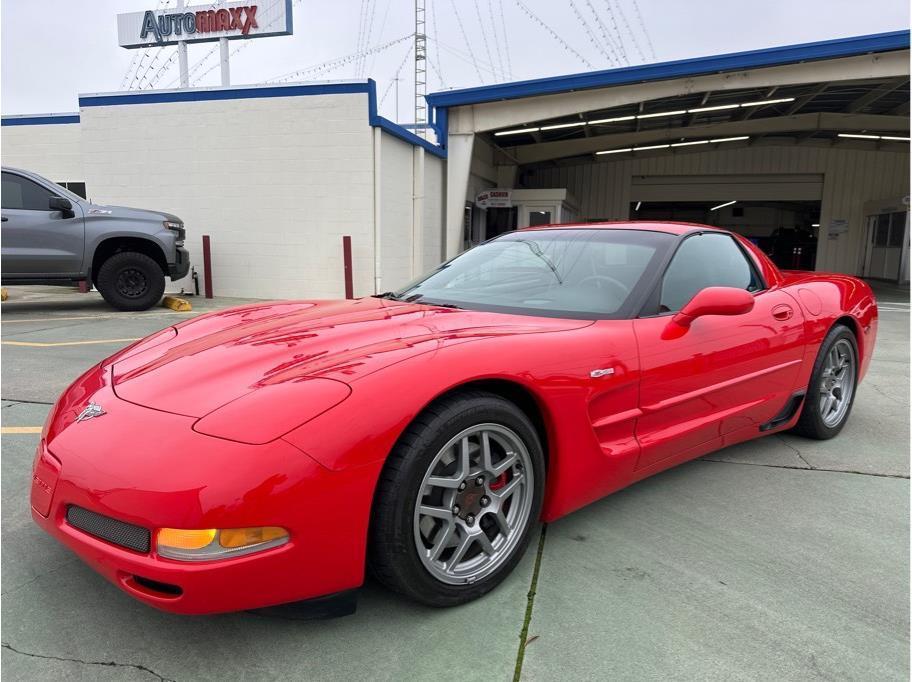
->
<box><xmin>426</xmin><ymin>30</ymin><xmax>910</xmax><ymax>110</ymax></box>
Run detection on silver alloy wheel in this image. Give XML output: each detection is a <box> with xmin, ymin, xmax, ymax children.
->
<box><xmin>819</xmin><ymin>338</ymin><xmax>856</xmax><ymax>427</ymax></box>
<box><xmin>413</xmin><ymin>423</ymin><xmax>534</xmax><ymax>585</ymax></box>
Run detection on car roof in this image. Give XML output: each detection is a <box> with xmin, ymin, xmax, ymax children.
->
<box><xmin>518</xmin><ymin>220</ymin><xmax>729</xmax><ymax>236</ymax></box>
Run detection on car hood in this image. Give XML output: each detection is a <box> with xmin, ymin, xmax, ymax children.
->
<box><xmin>84</xmin><ymin>202</ymin><xmax>182</xmax><ymax>224</ymax></box>
<box><xmin>111</xmin><ymin>297</ymin><xmax>592</xmax><ymax>418</ymax></box>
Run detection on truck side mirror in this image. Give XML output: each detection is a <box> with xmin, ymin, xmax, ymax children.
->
<box><xmin>49</xmin><ymin>196</ymin><xmax>74</xmax><ymax>218</ymax></box>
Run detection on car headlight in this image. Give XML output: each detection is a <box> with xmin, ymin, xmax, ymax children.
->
<box><xmin>163</xmin><ymin>220</ymin><xmax>185</xmax><ymax>245</ymax></box>
<box><xmin>156</xmin><ymin>526</ymin><xmax>289</xmax><ymax>561</ymax></box>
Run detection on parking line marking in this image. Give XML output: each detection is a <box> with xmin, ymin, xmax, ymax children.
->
<box><xmin>1</xmin><ymin>338</ymin><xmax>139</xmax><ymax>347</ymax></box>
<box><xmin>3</xmin><ymin>312</ymin><xmax>197</xmax><ymax>324</ymax></box>
<box><xmin>1</xmin><ymin>426</ymin><xmax>42</xmax><ymax>434</ymax></box>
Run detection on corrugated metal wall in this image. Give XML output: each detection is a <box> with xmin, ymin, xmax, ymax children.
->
<box><xmin>523</xmin><ymin>145</ymin><xmax>910</xmax><ymax>274</ymax></box>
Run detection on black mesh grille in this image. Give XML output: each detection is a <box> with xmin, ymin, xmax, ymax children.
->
<box><xmin>66</xmin><ymin>505</ymin><xmax>151</xmax><ymax>553</ymax></box>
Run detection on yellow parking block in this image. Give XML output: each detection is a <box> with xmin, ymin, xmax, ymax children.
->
<box><xmin>162</xmin><ymin>296</ymin><xmax>192</xmax><ymax>312</ymax></box>
<box><xmin>1</xmin><ymin>288</ymin><xmax>7</xmax><ymax>301</ymax></box>
<box><xmin>1</xmin><ymin>426</ymin><xmax>42</xmax><ymax>434</ymax></box>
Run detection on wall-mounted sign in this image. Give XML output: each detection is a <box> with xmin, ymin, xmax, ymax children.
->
<box><xmin>827</xmin><ymin>218</ymin><xmax>849</xmax><ymax>240</ymax></box>
<box><xmin>117</xmin><ymin>0</ymin><xmax>292</xmax><ymax>48</ymax></box>
<box><xmin>476</xmin><ymin>189</ymin><xmax>512</xmax><ymax>209</ymax></box>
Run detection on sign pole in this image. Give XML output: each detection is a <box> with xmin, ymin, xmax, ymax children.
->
<box><xmin>219</xmin><ymin>0</ymin><xmax>230</xmax><ymax>86</ymax></box>
<box><xmin>177</xmin><ymin>0</ymin><xmax>189</xmax><ymax>87</ymax></box>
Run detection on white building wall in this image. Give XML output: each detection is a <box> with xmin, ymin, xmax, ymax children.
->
<box><xmin>423</xmin><ymin>153</ymin><xmax>445</xmax><ymax>269</ymax></box>
<box><xmin>379</xmin><ymin>132</ymin><xmax>414</xmax><ymax>291</ymax></box>
<box><xmin>2</xmin><ymin>123</ymin><xmax>83</xmax><ymax>184</ymax></box>
<box><xmin>76</xmin><ymin>93</ymin><xmax>376</xmax><ymax>299</ymax></box>
<box><xmin>523</xmin><ymin>145</ymin><xmax>910</xmax><ymax>275</ymax></box>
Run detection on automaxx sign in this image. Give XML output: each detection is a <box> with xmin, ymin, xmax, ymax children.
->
<box><xmin>117</xmin><ymin>0</ymin><xmax>292</xmax><ymax>48</ymax></box>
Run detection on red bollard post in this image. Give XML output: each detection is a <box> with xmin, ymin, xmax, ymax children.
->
<box><xmin>202</xmin><ymin>235</ymin><xmax>214</xmax><ymax>299</ymax></box>
<box><xmin>342</xmin><ymin>235</ymin><xmax>354</xmax><ymax>299</ymax></box>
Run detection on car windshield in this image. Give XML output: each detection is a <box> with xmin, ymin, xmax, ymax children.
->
<box><xmin>393</xmin><ymin>228</ymin><xmax>674</xmax><ymax>319</ymax></box>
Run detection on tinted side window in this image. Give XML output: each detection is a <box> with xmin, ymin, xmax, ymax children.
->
<box><xmin>660</xmin><ymin>234</ymin><xmax>761</xmax><ymax>312</ymax></box>
<box><xmin>1</xmin><ymin>172</ymin><xmax>55</xmax><ymax>211</ymax></box>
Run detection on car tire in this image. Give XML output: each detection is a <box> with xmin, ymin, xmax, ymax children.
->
<box><xmin>791</xmin><ymin>324</ymin><xmax>859</xmax><ymax>440</ymax></box>
<box><xmin>369</xmin><ymin>390</ymin><xmax>545</xmax><ymax>607</ymax></box>
<box><xmin>96</xmin><ymin>251</ymin><xmax>165</xmax><ymax>312</ymax></box>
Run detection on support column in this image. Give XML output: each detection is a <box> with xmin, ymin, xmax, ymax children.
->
<box><xmin>444</xmin><ymin>132</ymin><xmax>475</xmax><ymax>259</ymax></box>
<box><xmin>412</xmin><ymin>146</ymin><xmax>426</xmax><ymax>277</ymax></box>
<box><xmin>177</xmin><ymin>0</ymin><xmax>189</xmax><ymax>87</ymax></box>
<box><xmin>373</xmin><ymin>127</ymin><xmax>383</xmax><ymax>294</ymax></box>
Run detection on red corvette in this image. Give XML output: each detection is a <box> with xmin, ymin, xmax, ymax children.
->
<box><xmin>32</xmin><ymin>222</ymin><xmax>877</xmax><ymax>615</ymax></box>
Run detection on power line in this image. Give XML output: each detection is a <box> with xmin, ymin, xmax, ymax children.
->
<box><xmin>380</xmin><ymin>44</ymin><xmax>413</xmax><ymax>108</ymax></box>
<box><xmin>629</xmin><ymin>0</ymin><xmax>656</xmax><ymax>60</ymax></box>
<box><xmin>426</xmin><ymin>36</ymin><xmax>500</xmax><ymax>79</ymax></box>
<box><xmin>608</xmin><ymin>0</ymin><xmax>646</xmax><ymax>63</ymax></box>
<box><xmin>472</xmin><ymin>0</ymin><xmax>500</xmax><ymax>81</ymax></box>
<box><xmin>568</xmin><ymin>0</ymin><xmax>612</xmax><ymax>65</ymax></box>
<box><xmin>601</xmin><ymin>0</ymin><xmax>630</xmax><ymax>64</ymax></box>
<box><xmin>360</xmin><ymin>0</ymin><xmax>379</xmax><ymax>77</ymax></box>
<box><xmin>448</xmin><ymin>0</ymin><xmax>485</xmax><ymax>83</ymax></box>
<box><xmin>496</xmin><ymin>0</ymin><xmax>513</xmax><ymax>79</ymax></box>
<box><xmin>583</xmin><ymin>0</ymin><xmax>624</xmax><ymax>65</ymax></box>
<box><xmin>513</xmin><ymin>0</ymin><xmax>595</xmax><ymax>69</ymax></box>
<box><xmin>266</xmin><ymin>34</ymin><xmax>412</xmax><ymax>83</ymax></box>
<box><xmin>484</xmin><ymin>0</ymin><xmax>507</xmax><ymax>82</ymax></box>
<box><xmin>429</xmin><ymin>0</ymin><xmax>445</xmax><ymax>87</ymax></box>
<box><xmin>367</xmin><ymin>0</ymin><xmax>394</xmax><ymax>76</ymax></box>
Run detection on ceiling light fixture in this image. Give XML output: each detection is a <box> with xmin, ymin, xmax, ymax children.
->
<box><xmin>588</xmin><ymin>115</ymin><xmax>637</xmax><ymax>124</ymax></box>
<box><xmin>637</xmin><ymin>109</ymin><xmax>687</xmax><ymax>119</ymax></box>
<box><xmin>838</xmin><ymin>133</ymin><xmax>910</xmax><ymax>142</ymax></box>
<box><xmin>688</xmin><ymin>104</ymin><xmax>740</xmax><ymax>113</ymax></box>
<box><xmin>494</xmin><ymin>127</ymin><xmax>540</xmax><ymax>136</ymax></box>
<box><xmin>710</xmin><ymin>200</ymin><xmax>737</xmax><ymax>211</ymax></box>
<box><xmin>596</xmin><ymin>136</ymin><xmax>751</xmax><ymax>156</ymax></box>
<box><xmin>539</xmin><ymin>121</ymin><xmax>587</xmax><ymax>131</ymax></box>
<box><xmin>635</xmin><ymin>201</ymin><xmax>642</xmax><ymax>211</ymax></box>
<box><xmin>739</xmin><ymin>97</ymin><xmax>795</xmax><ymax>107</ymax></box>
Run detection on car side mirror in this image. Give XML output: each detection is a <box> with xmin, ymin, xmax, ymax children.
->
<box><xmin>49</xmin><ymin>196</ymin><xmax>74</xmax><ymax>218</ymax></box>
<box><xmin>672</xmin><ymin>287</ymin><xmax>754</xmax><ymax>329</ymax></box>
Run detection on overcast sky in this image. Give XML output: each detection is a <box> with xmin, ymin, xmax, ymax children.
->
<box><xmin>1</xmin><ymin>0</ymin><xmax>909</xmax><ymax>119</ymax></box>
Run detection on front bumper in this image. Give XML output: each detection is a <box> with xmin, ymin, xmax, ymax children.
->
<box><xmin>168</xmin><ymin>247</ymin><xmax>190</xmax><ymax>280</ymax></box>
<box><xmin>31</xmin><ymin>372</ymin><xmax>380</xmax><ymax>615</ymax></box>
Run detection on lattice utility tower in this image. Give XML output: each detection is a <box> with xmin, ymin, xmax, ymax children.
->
<box><xmin>414</xmin><ymin>0</ymin><xmax>427</xmax><ymax>136</ymax></box>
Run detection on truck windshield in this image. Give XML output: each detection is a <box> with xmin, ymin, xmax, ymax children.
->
<box><xmin>393</xmin><ymin>228</ymin><xmax>674</xmax><ymax>319</ymax></box>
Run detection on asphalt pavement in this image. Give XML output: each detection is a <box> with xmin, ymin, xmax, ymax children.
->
<box><xmin>1</xmin><ymin>284</ymin><xmax>908</xmax><ymax>681</ymax></box>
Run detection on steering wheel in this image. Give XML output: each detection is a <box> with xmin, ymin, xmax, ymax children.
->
<box><xmin>578</xmin><ymin>274</ymin><xmax>630</xmax><ymax>300</ymax></box>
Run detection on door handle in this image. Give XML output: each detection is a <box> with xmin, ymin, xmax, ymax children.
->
<box><xmin>772</xmin><ymin>304</ymin><xmax>793</xmax><ymax>321</ymax></box>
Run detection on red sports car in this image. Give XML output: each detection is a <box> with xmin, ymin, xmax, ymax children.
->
<box><xmin>31</xmin><ymin>222</ymin><xmax>877</xmax><ymax>615</ymax></box>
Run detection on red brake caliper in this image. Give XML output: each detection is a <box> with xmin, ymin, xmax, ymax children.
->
<box><xmin>489</xmin><ymin>472</ymin><xmax>508</xmax><ymax>491</ymax></box>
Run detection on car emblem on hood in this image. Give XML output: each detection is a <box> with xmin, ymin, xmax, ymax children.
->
<box><xmin>76</xmin><ymin>402</ymin><xmax>106</xmax><ymax>422</ymax></box>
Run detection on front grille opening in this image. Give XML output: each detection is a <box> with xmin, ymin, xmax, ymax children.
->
<box><xmin>132</xmin><ymin>575</ymin><xmax>183</xmax><ymax>597</ymax></box>
<box><xmin>66</xmin><ymin>505</ymin><xmax>151</xmax><ymax>553</ymax></box>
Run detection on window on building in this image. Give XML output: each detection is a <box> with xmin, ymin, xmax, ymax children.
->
<box><xmin>57</xmin><ymin>181</ymin><xmax>87</xmax><ymax>199</ymax></box>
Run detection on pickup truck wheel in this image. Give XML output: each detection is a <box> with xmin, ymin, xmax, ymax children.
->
<box><xmin>96</xmin><ymin>252</ymin><xmax>165</xmax><ymax>311</ymax></box>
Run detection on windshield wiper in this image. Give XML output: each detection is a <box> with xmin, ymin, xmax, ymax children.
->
<box><xmin>372</xmin><ymin>291</ymin><xmax>402</xmax><ymax>300</ymax></box>
<box><xmin>402</xmin><ymin>294</ymin><xmax>463</xmax><ymax>309</ymax></box>
<box><xmin>518</xmin><ymin>240</ymin><xmax>563</xmax><ymax>284</ymax></box>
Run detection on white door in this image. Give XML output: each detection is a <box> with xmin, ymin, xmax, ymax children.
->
<box><xmin>862</xmin><ymin>211</ymin><xmax>909</xmax><ymax>281</ymax></box>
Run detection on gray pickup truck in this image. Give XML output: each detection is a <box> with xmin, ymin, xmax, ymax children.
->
<box><xmin>1</xmin><ymin>167</ymin><xmax>190</xmax><ymax>311</ymax></box>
